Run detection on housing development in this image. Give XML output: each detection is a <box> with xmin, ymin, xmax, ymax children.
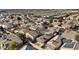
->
<box><xmin>0</xmin><ymin>9</ymin><xmax>79</xmax><ymax>50</ymax></box>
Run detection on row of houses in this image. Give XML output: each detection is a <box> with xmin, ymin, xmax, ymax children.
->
<box><xmin>0</xmin><ymin>26</ymin><xmax>22</xmax><ymax>50</ymax></box>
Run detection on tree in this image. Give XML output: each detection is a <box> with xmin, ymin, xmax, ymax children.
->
<box><xmin>43</xmin><ymin>21</ymin><xmax>49</xmax><ymax>25</ymax></box>
<box><xmin>17</xmin><ymin>17</ymin><xmax>22</xmax><ymax>20</ymax></box>
<box><xmin>64</xmin><ymin>13</ymin><xmax>71</xmax><ymax>17</ymax></box>
<box><xmin>33</xmin><ymin>15</ymin><xmax>41</xmax><ymax>18</ymax></box>
<box><xmin>49</xmin><ymin>24</ymin><xmax>53</xmax><ymax>27</ymax></box>
<box><xmin>65</xmin><ymin>14</ymin><xmax>69</xmax><ymax>17</ymax></box>
<box><xmin>18</xmin><ymin>33</ymin><xmax>26</xmax><ymax>44</ymax></box>
<box><xmin>75</xmin><ymin>35</ymin><xmax>79</xmax><ymax>41</ymax></box>
<box><xmin>6</xmin><ymin>41</ymin><xmax>20</xmax><ymax>50</ymax></box>
<box><xmin>58</xmin><ymin>19</ymin><xmax>63</xmax><ymax>22</ymax></box>
<box><xmin>59</xmin><ymin>16</ymin><xmax>63</xmax><ymax>20</ymax></box>
<box><xmin>49</xmin><ymin>19</ymin><xmax>53</xmax><ymax>23</ymax></box>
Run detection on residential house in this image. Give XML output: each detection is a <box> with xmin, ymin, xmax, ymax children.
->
<box><xmin>74</xmin><ymin>42</ymin><xmax>79</xmax><ymax>50</ymax></box>
<box><xmin>19</xmin><ymin>29</ymin><xmax>40</xmax><ymax>42</ymax></box>
<box><xmin>45</xmin><ymin>35</ymin><xmax>62</xmax><ymax>50</ymax></box>
<box><xmin>35</xmin><ymin>33</ymin><xmax>53</xmax><ymax>47</ymax></box>
<box><xmin>61</xmin><ymin>42</ymin><xmax>76</xmax><ymax>50</ymax></box>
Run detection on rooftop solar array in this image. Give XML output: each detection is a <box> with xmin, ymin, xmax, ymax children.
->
<box><xmin>63</xmin><ymin>42</ymin><xmax>75</xmax><ymax>48</ymax></box>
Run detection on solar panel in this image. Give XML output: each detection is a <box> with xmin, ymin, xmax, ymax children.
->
<box><xmin>63</xmin><ymin>42</ymin><xmax>75</xmax><ymax>48</ymax></box>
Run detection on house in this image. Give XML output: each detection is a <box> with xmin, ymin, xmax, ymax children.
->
<box><xmin>45</xmin><ymin>35</ymin><xmax>62</xmax><ymax>50</ymax></box>
<box><xmin>29</xmin><ymin>25</ymin><xmax>38</xmax><ymax>30</ymax></box>
<box><xmin>35</xmin><ymin>33</ymin><xmax>54</xmax><ymax>47</ymax></box>
<box><xmin>36</xmin><ymin>34</ymin><xmax>53</xmax><ymax>43</ymax></box>
<box><xmin>36</xmin><ymin>27</ymin><xmax>49</xmax><ymax>34</ymax></box>
<box><xmin>35</xmin><ymin>35</ymin><xmax>46</xmax><ymax>47</ymax></box>
<box><xmin>8</xmin><ymin>33</ymin><xmax>23</xmax><ymax>44</ymax></box>
<box><xmin>74</xmin><ymin>42</ymin><xmax>79</xmax><ymax>50</ymax></box>
<box><xmin>53</xmin><ymin>19</ymin><xmax>59</xmax><ymax>23</ymax></box>
<box><xmin>45</xmin><ymin>43</ymin><xmax>56</xmax><ymax>50</ymax></box>
<box><xmin>61</xmin><ymin>30</ymin><xmax>79</xmax><ymax>40</ymax></box>
<box><xmin>0</xmin><ymin>28</ymin><xmax>22</xmax><ymax>44</ymax></box>
<box><xmin>45</xmin><ymin>39</ymin><xmax>62</xmax><ymax>50</ymax></box>
<box><xmin>52</xmin><ymin>19</ymin><xmax>61</xmax><ymax>28</ymax></box>
<box><xmin>43</xmin><ymin>15</ymin><xmax>50</xmax><ymax>19</ymax></box>
<box><xmin>29</xmin><ymin>41</ymin><xmax>43</xmax><ymax>50</ymax></box>
<box><xmin>61</xmin><ymin>42</ymin><xmax>76</xmax><ymax>50</ymax></box>
<box><xmin>61</xmin><ymin>38</ymin><xmax>72</xmax><ymax>44</ymax></box>
<box><xmin>69</xmin><ymin>14</ymin><xmax>79</xmax><ymax>20</ymax></box>
<box><xmin>26</xmin><ymin>30</ymin><xmax>38</xmax><ymax>41</ymax></box>
<box><xmin>50</xmin><ymin>35</ymin><xmax>60</xmax><ymax>41</ymax></box>
<box><xmin>0</xmin><ymin>30</ymin><xmax>23</xmax><ymax>50</ymax></box>
<box><xmin>19</xmin><ymin>29</ymin><xmax>40</xmax><ymax>42</ymax></box>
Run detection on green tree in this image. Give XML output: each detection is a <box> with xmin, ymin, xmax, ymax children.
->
<box><xmin>59</xmin><ymin>16</ymin><xmax>63</xmax><ymax>20</ymax></box>
<box><xmin>49</xmin><ymin>19</ymin><xmax>53</xmax><ymax>23</ymax></box>
<box><xmin>75</xmin><ymin>35</ymin><xmax>79</xmax><ymax>41</ymax></box>
<box><xmin>18</xmin><ymin>33</ymin><xmax>26</xmax><ymax>43</ymax></box>
<box><xmin>6</xmin><ymin>41</ymin><xmax>20</xmax><ymax>50</ymax></box>
<box><xmin>64</xmin><ymin>13</ymin><xmax>71</xmax><ymax>17</ymax></box>
<box><xmin>33</xmin><ymin>15</ymin><xmax>41</xmax><ymax>18</ymax></box>
<box><xmin>17</xmin><ymin>17</ymin><xmax>22</xmax><ymax>20</ymax></box>
<box><xmin>43</xmin><ymin>21</ymin><xmax>49</xmax><ymax>25</ymax></box>
<box><xmin>65</xmin><ymin>14</ymin><xmax>69</xmax><ymax>17</ymax></box>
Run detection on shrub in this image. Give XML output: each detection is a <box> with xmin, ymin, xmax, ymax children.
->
<box><xmin>33</xmin><ymin>15</ymin><xmax>41</xmax><ymax>18</ymax></box>
<box><xmin>6</xmin><ymin>41</ymin><xmax>20</xmax><ymax>50</ymax></box>
<box><xmin>17</xmin><ymin>17</ymin><xmax>22</xmax><ymax>20</ymax></box>
<box><xmin>43</xmin><ymin>21</ymin><xmax>49</xmax><ymax>25</ymax></box>
<box><xmin>49</xmin><ymin>19</ymin><xmax>53</xmax><ymax>23</ymax></box>
<box><xmin>75</xmin><ymin>35</ymin><xmax>79</xmax><ymax>41</ymax></box>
